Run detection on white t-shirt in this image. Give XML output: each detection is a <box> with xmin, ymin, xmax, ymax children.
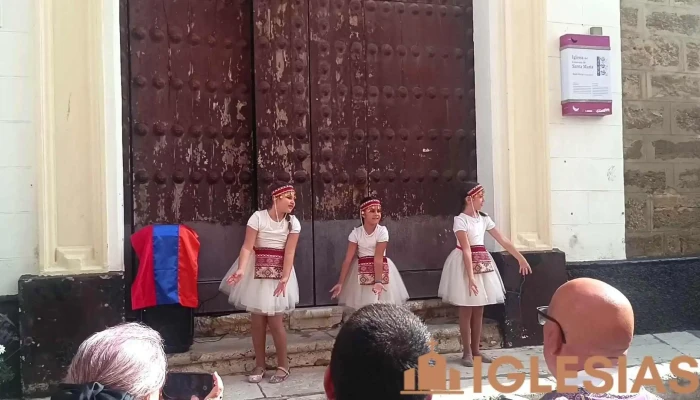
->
<box><xmin>348</xmin><ymin>225</ymin><xmax>389</xmax><ymax>258</ymax></box>
<box><xmin>453</xmin><ymin>212</ymin><xmax>495</xmax><ymax>247</ymax></box>
<box><xmin>247</xmin><ymin>210</ymin><xmax>301</xmax><ymax>250</ymax></box>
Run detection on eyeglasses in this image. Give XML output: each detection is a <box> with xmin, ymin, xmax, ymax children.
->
<box><xmin>537</xmin><ymin>306</ymin><xmax>566</xmax><ymax>344</ymax></box>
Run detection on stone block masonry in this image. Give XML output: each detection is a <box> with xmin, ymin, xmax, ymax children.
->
<box><xmin>623</xmin><ymin>0</ymin><xmax>700</xmax><ymax>257</ymax></box>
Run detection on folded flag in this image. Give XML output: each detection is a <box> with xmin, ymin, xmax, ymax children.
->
<box><xmin>130</xmin><ymin>224</ymin><xmax>200</xmax><ymax>310</ymax></box>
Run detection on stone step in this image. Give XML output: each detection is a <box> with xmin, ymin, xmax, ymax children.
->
<box><xmin>194</xmin><ymin>299</ymin><xmax>459</xmax><ymax>337</ymax></box>
<box><xmin>168</xmin><ymin>318</ymin><xmax>502</xmax><ymax>376</ymax></box>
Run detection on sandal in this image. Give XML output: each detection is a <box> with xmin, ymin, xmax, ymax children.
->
<box><xmin>461</xmin><ymin>355</ymin><xmax>474</xmax><ymax>367</ymax></box>
<box><xmin>268</xmin><ymin>366</ymin><xmax>290</xmax><ymax>384</ymax></box>
<box><xmin>247</xmin><ymin>367</ymin><xmax>266</xmax><ymax>383</ymax></box>
<box><xmin>461</xmin><ymin>353</ymin><xmax>495</xmax><ymax>366</ymax></box>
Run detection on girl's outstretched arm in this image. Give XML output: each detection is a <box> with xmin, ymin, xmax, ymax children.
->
<box><xmin>237</xmin><ymin>226</ymin><xmax>257</xmax><ymax>272</ymax></box>
<box><xmin>487</xmin><ymin>228</ymin><xmax>532</xmax><ymax>275</ymax></box>
<box><xmin>226</xmin><ymin>226</ymin><xmax>258</xmax><ymax>284</ymax></box>
<box><xmin>338</xmin><ymin>242</ymin><xmax>358</xmax><ymax>286</ymax></box>
<box><xmin>330</xmin><ymin>242</ymin><xmax>358</xmax><ymax>298</ymax></box>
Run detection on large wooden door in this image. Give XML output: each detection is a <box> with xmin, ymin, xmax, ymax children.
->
<box><xmin>122</xmin><ymin>0</ymin><xmax>476</xmax><ymax>312</ymax></box>
<box><xmin>124</xmin><ymin>0</ymin><xmax>258</xmax><ymax>313</ymax></box>
<box><xmin>309</xmin><ymin>0</ymin><xmax>477</xmax><ymax>304</ymax></box>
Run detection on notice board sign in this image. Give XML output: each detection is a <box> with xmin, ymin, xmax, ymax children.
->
<box><xmin>560</xmin><ymin>34</ymin><xmax>612</xmax><ymax>116</ymax></box>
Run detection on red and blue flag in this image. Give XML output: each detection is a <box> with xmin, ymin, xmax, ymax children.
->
<box><xmin>130</xmin><ymin>224</ymin><xmax>200</xmax><ymax>310</ymax></box>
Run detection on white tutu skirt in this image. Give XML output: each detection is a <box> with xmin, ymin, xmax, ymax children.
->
<box><xmin>337</xmin><ymin>257</ymin><xmax>410</xmax><ymax>311</ymax></box>
<box><xmin>218</xmin><ymin>255</ymin><xmax>299</xmax><ymax>316</ymax></box>
<box><xmin>438</xmin><ymin>248</ymin><xmax>506</xmax><ymax>307</ymax></box>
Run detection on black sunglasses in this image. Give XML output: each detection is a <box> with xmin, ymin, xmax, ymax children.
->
<box><xmin>537</xmin><ymin>306</ymin><xmax>566</xmax><ymax>344</ymax></box>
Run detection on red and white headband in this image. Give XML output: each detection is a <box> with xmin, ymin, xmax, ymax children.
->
<box><xmin>360</xmin><ymin>199</ymin><xmax>381</xmax><ymax>212</ymax></box>
<box><xmin>468</xmin><ymin>185</ymin><xmax>484</xmax><ymax>197</ymax></box>
<box><xmin>272</xmin><ymin>185</ymin><xmax>295</xmax><ymax>197</ymax></box>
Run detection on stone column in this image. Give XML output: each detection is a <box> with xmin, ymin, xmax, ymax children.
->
<box><xmin>35</xmin><ymin>0</ymin><xmax>123</xmax><ymax>274</ymax></box>
<box><xmin>22</xmin><ymin>5</ymin><xmax>125</xmax><ymax>396</ymax></box>
<box><xmin>475</xmin><ymin>0</ymin><xmax>552</xmax><ymax>251</ymax></box>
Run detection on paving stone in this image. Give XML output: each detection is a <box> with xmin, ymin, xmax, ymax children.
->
<box><xmin>287</xmin><ymin>395</ymin><xmax>327</xmax><ymax>400</ymax></box>
<box><xmin>655</xmin><ymin>332</ymin><xmax>700</xmax><ymax>349</ymax></box>
<box><xmin>481</xmin><ymin>347</ymin><xmax>550</xmax><ymax>376</ymax></box>
<box><xmin>632</xmin><ymin>334</ymin><xmax>665</xmax><ymax>347</ymax></box>
<box><xmin>432</xmin><ymin>376</ymin><xmax>554</xmax><ymax>400</ymax></box>
<box><xmin>221</xmin><ymin>375</ymin><xmax>264</xmax><ymax>400</ymax></box>
<box><xmin>627</xmin><ymin>343</ymin><xmax>684</xmax><ymax>365</ymax></box>
<box><xmin>257</xmin><ymin>366</ymin><xmax>326</xmax><ymax>398</ymax></box>
<box><xmin>667</xmin><ymin>346</ymin><xmax>700</xmax><ymax>358</ymax></box>
<box><xmin>326</xmin><ymin>327</ymin><xmax>340</xmax><ymax>338</ymax></box>
<box><xmin>441</xmin><ymin>351</ymin><xmax>548</xmax><ymax>380</ymax></box>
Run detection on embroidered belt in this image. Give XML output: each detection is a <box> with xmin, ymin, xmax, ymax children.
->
<box><xmin>456</xmin><ymin>245</ymin><xmax>495</xmax><ymax>274</ymax></box>
<box><xmin>358</xmin><ymin>256</ymin><xmax>389</xmax><ymax>286</ymax></box>
<box><xmin>254</xmin><ymin>247</ymin><xmax>284</xmax><ymax>280</ymax></box>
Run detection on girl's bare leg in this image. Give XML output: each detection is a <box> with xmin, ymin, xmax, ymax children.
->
<box><xmin>251</xmin><ymin>313</ymin><xmax>268</xmax><ymax>369</ymax></box>
<box><xmin>470</xmin><ymin>306</ymin><xmax>493</xmax><ymax>362</ymax></box>
<box><xmin>267</xmin><ymin>314</ymin><xmax>290</xmax><ymax>381</ymax></box>
<box><xmin>246</xmin><ymin>313</ymin><xmax>269</xmax><ymax>383</ymax></box>
<box><xmin>458</xmin><ymin>306</ymin><xmax>474</xmax><ymax>362</ymax></box>
<box><xmin>470</xmin><ymin>306</ymin><xmax>484</xmax><ymax>355</ymax></box>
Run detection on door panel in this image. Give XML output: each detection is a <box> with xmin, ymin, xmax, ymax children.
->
<box><xmin>127</xmin><ymin>0</ymin><xmax>255</xmax><ymax>314</ymax></box>
<box><xmin>309</xmin><ymin>0</ymin><xmax>370</xmax><ymax>305</ymax></box>
<box><xmin>252</xmin><ymin>0</ymin><xmax>315</xmax><ymax>306</ymax></box>
<box><xmin>364</xmin><ymin>0</ymin><xmax>477</xmax><ymax>295</ymax></box>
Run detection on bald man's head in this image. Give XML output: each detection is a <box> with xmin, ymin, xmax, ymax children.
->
<box><xmin>542</xmin><ymin>278</ymin><xmax>634</xmax><ymax>373</ymax></box>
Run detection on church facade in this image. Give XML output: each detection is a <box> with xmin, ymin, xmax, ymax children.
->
<box><xmin>0</xmin><ymin>0</ymin><xmax>698</xmax><ymax>398</ymax></box>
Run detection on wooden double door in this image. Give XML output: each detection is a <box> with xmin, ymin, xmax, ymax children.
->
<box><xmin>121</xmin><ymin>0</ymin><xmax>477</xmax><ymax>313</ymax></box>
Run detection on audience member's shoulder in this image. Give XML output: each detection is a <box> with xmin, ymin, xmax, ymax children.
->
<box><xmin>536</xmin><ymin>388</ymin><xmax>664</xmax><ymax>400</ymax></box>
<box><xmin>537</xmin><ymin>392</ymin><xmax>573</xmax><ymax>400</ymax></box>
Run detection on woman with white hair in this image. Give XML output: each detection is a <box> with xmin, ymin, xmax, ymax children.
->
<box><xmin>51</xmin><ymin>322</ymin><xmax>222</xmax><ymax>400</ymax></box>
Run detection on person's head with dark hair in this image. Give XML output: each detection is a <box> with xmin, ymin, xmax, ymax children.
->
<box><xmin>457</xmin><ymin>181</ymin><xmax>486</xmax><ymax>216</ymax></box>
<box><xmin>323</xmin><ymin>303</ymin><xmax>432</xmax><ymax>400</ymax></box>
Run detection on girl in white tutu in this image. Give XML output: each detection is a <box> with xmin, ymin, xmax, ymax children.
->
<box><xmin>219</xmin><ymin>183</ymin><xmax>300</xmax><ymax>384</ymax></box>
<box><xmin>438</xmin><ymin>182</ymin><xmax>532</xmax><ymax>366</ymax></box>
<box><xmin>330</xmin><ymin>196</ymin><xmax>410</xmax><ymax>310</ymax></box>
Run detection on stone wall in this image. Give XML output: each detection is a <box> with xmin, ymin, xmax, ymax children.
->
<box><xmin>623</xmin><ymin>0</ymin><xmax>700</xmax><ymax>257</ymax></box>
